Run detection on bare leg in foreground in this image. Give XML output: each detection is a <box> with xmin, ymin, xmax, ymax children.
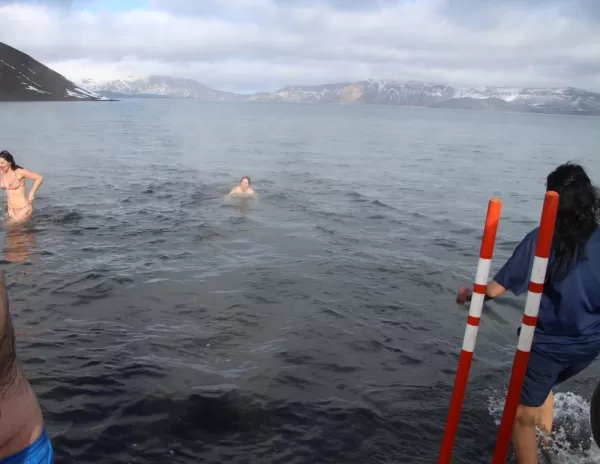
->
<box><xmin>512</xmin><ymin>392</ymin><xmax>554</xmax><ymax>464</ymax></box>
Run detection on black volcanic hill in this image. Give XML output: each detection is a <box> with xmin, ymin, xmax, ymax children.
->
<box><xmin>0</xmin><ymin>42</ymin><xmax>108</xmax><ymax>102</ymax></box>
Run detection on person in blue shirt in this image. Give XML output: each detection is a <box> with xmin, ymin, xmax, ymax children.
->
<box><xmin>456</xmin><ymin>162</ymin><xmax>600</xmax><ymax>463</ymax></box>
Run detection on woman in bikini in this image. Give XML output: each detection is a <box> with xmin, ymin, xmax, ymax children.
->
<box><xmin>0</xmin><ymin>150</ymin><xmax>43</xmax><ymax>224</ymax></box>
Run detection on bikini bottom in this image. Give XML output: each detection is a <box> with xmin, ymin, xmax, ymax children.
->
<box><xmin>7</xmin><ymin>203</ymin><xmax>33</xmax><ymax>222</ymax></box>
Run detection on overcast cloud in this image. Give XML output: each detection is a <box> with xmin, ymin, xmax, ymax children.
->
<box><xmin>0</xmin><ymin>0</ymin><xmax>599</xmax><ymax>93</ymax></box>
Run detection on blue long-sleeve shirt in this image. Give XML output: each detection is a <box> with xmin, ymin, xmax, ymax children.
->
<box><xmin>494</xmin><ymin>225</ymin><xmax>600</xmax><ymax>363</ymax></box>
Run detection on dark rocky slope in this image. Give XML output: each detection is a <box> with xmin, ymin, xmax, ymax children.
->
<box><xmin>0</xmin><ymin>42</ymin><xmax>109</xmax><ymax>102</ymax></box>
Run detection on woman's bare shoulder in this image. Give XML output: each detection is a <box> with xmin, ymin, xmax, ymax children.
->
<box><xmin>14</xmin><ymin>168</ymin><xmax>42</xmax><ymax>180</ymax></box>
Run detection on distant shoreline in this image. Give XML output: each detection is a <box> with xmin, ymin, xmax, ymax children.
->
<box><xmin>11</xmin><ymin>95</ymin><xmax>593</xmax><ymax>118</ymax></box>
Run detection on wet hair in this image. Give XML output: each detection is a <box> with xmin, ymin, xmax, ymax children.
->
<box><xmin>240</xmin><ymin>176</ymin><xmax>251</xmax><ymax>185</ymax></box>
<box><xmin>0</xmin><ymin>150</ymin><xmax>23</xmax><ymax>170</ymax></box>
<box><xmin>546</xmin><ymin>162</ymin><xmax>600</xmax><ymax>281</ymax></box>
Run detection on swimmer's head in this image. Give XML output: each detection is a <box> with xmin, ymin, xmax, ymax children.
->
<box><xmin>0</xmin><ymin>151</ymin><xmax>21</xmax><ymax>172</ymax></box>
<box><xmin>240</xmin><ymin>176</ymin><xmax>251</xmax><ymax>192</ymax></box>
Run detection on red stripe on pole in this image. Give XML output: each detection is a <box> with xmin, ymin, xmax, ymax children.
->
<box><xmin>439</xmin><ymin>198</ymin><xmax>502</xmax><ymax>464</ymax></box>
<box><xmin>467</xmin><ymin>316</ymin><xmax>480</xmax><ymax>327</ymax></box>
<box><xmin>438</xmin><ymin>350</ymin><xmax>474</xmax><ymax>464</ymax></box>
<box><xmin>522</xmin><ymin>314</ymin><xmax>537</xmax><ymax>326</ymax></box>
<box><xmin>492</xmin><ymin>349</ymin><xmax>531</xmax><ymax>463</ymax></box>
<box><xmin>534</xmin><ymin>191</ymin><xmax>559</xmax><ymax>259</ymax></box>
<box><xmin>479</xmin><ymin>198</ymin><xmax>502</xmax><ymax>260</ymax></box>
<box><xmin>473</xmin><ymin>283</ymin><xmax>487</xmax><ymax>294</ymax></box>
<box><xmin>492</xmin><ymin>191</ymin><xmax>559</xmax><ymax>464</ymax></box>
<box><xmin>528</xmin><ymin>281</ymin><xmax>544</xmax><ymax>294</ymax></box>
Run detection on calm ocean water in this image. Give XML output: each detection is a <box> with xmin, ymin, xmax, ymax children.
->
<box><xmin>0</xmin><ymin>100</ymin><xmax>599</xmax><ymax>463</ymax></box>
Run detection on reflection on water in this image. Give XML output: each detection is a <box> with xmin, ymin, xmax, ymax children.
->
<box><xmin>1</xmin><ymin>224</ymin><xmax>40</xmax><ymax>333</ymax></box>
<box><xmin>224</xmin><ymin>196</ymin><xmax>259</xmax><ymax>216</ymax></box>
<box><xmin>2</xmin><ymin>224</ymin><xmax>37</xmax><ymax>264</ymax></box>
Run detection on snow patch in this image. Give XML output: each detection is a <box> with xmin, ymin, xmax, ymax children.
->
<box><xmin>17</xmin><ymin>72</ymin><xmax>42</xmax><ymax>89</ymax></box>
<box><xmin>20</xmin><ymin>64</ymin><xmax>37</xmax><ymax>75</ymax></box>
<box><xmin>65</xmin><ymin>89</ymin><xmax>88</xmax><ymax>99</ymax></box>
<box><xmin>0</xmin><ymin>60</ymin><xmax>16</xmax><ymax>71</ymax></box>
<box><xmin>65</xmin><ymin>86</ymin><xmax>104</xmax><ymax>100</ymax></box>
<box><xmin>74</xmin><ymin>86</ymin><xmax>102</xmax><ymax>98</ymax></box>
<box><xmin>25</xmin><ymin>85</ymin><xmax>50</xmax><ymax>95</ymax></box>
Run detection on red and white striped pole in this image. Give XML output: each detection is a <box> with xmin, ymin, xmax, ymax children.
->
<box><xmin>492</xmin><ymin>190</ymin><xmax>559</xmax><ymax>464</ymax></box>
<box><xmin>438</xmin><ymin>198</ymin><xmax>502</xmax><ymax>464</ymax></box>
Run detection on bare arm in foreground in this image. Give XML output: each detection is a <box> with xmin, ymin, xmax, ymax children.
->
<box><xmin>0</xmin><ymin>271</ymin><xmax>49</xmax><ymax>460</ymax></box>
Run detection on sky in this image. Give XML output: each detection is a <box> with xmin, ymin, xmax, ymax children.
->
<box><xmin>0</xmin><ymin>0</ymin><xmax>599</xmax><ymax>94</ymax></box>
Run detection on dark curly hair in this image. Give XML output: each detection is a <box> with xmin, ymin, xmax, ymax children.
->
<box><xmin>546</xmin><ymin>162</ymin><xmax>600</xmax><ymax>281</ymax></box>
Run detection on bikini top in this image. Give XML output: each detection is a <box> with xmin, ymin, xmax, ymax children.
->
<box><xmin>0</xmin><ymin>172</ymin><xmax>25</xmax><ymax>191</ymax></box>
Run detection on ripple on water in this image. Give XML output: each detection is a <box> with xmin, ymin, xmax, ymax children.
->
<box><xmin>1</xmin><ymin>102</ymin><xmax>599</xmax><ymax>464</ymax></box>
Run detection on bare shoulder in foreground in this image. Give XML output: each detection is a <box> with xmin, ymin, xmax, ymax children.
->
<box><xmin>0</xmin><ymin>271</ymin><xmax>53</xmax><ymax>463</ymax></box>
<box><xmin>228</xmin><ymin>176</ymin><xmax>256</xmax><ymax>197</ymax></box>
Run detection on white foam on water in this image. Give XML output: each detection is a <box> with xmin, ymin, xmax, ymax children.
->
<box><xmin>487</xmin><ymin>390</ymin><xmax>600</xmax><ymax>463</ymax></box>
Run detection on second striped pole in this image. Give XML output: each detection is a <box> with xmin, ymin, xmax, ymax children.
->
<box><xmin>492</xmin><ymin>191</ymin><xmax>559</xmax><ymax>463</ymax></box>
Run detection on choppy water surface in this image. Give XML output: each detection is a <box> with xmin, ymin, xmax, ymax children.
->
<box><xmin>1</xmin><ymin>100</ymin><xmax>599</xmax><ymax>463</ymax></box>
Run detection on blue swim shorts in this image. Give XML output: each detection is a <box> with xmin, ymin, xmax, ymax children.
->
<box><xmin>0</xmin><ymin>429</ymin><xmax>53</xmax><ymax>464</ymax></box>
<box><xmin>520</xmin><ymin>348</ymin><xmax>594</xmax><ymax>408</ymax></box>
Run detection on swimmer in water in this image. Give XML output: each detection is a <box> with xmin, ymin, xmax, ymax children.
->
<box><xmin>0</xmin><ymin>151</ymin><xmax>43</xmax><ymax>225</ymax></box>
<box><xmin>228</xmin><ymin>176</ymin><xmax>256</xmax><ymax>197</ymax></box>
<box><xmin>456</xmin><ymin>162</ymin><xmax>600</xmax><ymax>463</ymax></box>
<box><xmin>0</xmin><ymin>272</ymin><xmax>54</xmax><ymax>462</ymax></box>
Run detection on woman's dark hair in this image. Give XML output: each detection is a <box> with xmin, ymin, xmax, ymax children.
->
<box><xmin>241</xmin><ymin>176</ymin><xmax>251</xmax><ymax>184</ymax></box>
<box><xmin>546</xmin><ymin>162</ymin><xmax>600</xmax><ymax>281</ymax></box>
<box><xmin>0</xmin><ymin>150</ymin><xmax>23</xmax><ymax>170</ymax></box>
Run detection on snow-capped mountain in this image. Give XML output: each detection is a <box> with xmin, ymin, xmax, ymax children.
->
<box><xmin>73</xmin><ymin>73</ymin><xmax>600</xmax><ymax>116</ymax></box>
<box><xmin>0</xmin><ymin>42</ymin><xmax>109</xmax><ymax>102</ymax></box>
<box><xmin>249</xmin><ymin>80</ymin><xmax>600</xmax><ymax>115</ymax></box>
<box><xmin>79</xmin><ymin>76</ymin><xmax>245</xmax><ymax>101</ymax></box>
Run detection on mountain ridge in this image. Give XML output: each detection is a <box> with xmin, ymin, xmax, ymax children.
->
<box><xmin>80</xmin><ymin>76</ymin><xmax>246</xmax><ymax>101</ymax></box>
<box><xmin>0</xmin><ymin>41</ymin><xmax>110</xmax><ymax>102</ymax></box>
<box><xmin>1</xmin><ymin>40</ymin><xmax>598</xmax><ymax>114</ymax></box>
<box><xmin>81</xmin><ymin>76</ymin><xmax>600</xmax><ymax>116</ymax></box>
<box><xmin>249</xmin><ymin>80</ymin><xmax>600</xmax><ymax>115</ymax></box>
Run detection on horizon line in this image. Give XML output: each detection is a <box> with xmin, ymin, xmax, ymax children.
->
<box><xmin>75</xmin><ymin>74</ymin><xmax>598</xmax><ymax>97</ymax></box>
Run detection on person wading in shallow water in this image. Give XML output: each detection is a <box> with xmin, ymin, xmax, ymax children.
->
<box><xmin>456</xmin><ymin>162</ymin><xmax>600</xmax><ymax>463</ymax></box>
<box><xmin>0</xmin><ymin>272</ymin><xmax>54</xmax><ymax>463</ymax></box>
<box><xmin>0</xmin><ymin>151</ymin><xmax>43</xmax><ymax>225</ymax></box>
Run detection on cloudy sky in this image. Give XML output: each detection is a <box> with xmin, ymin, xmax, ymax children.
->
<box><xmin>0</xmin><ymin>0</ymin><xmax>599</xmax><ymax>93</ymax></box>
